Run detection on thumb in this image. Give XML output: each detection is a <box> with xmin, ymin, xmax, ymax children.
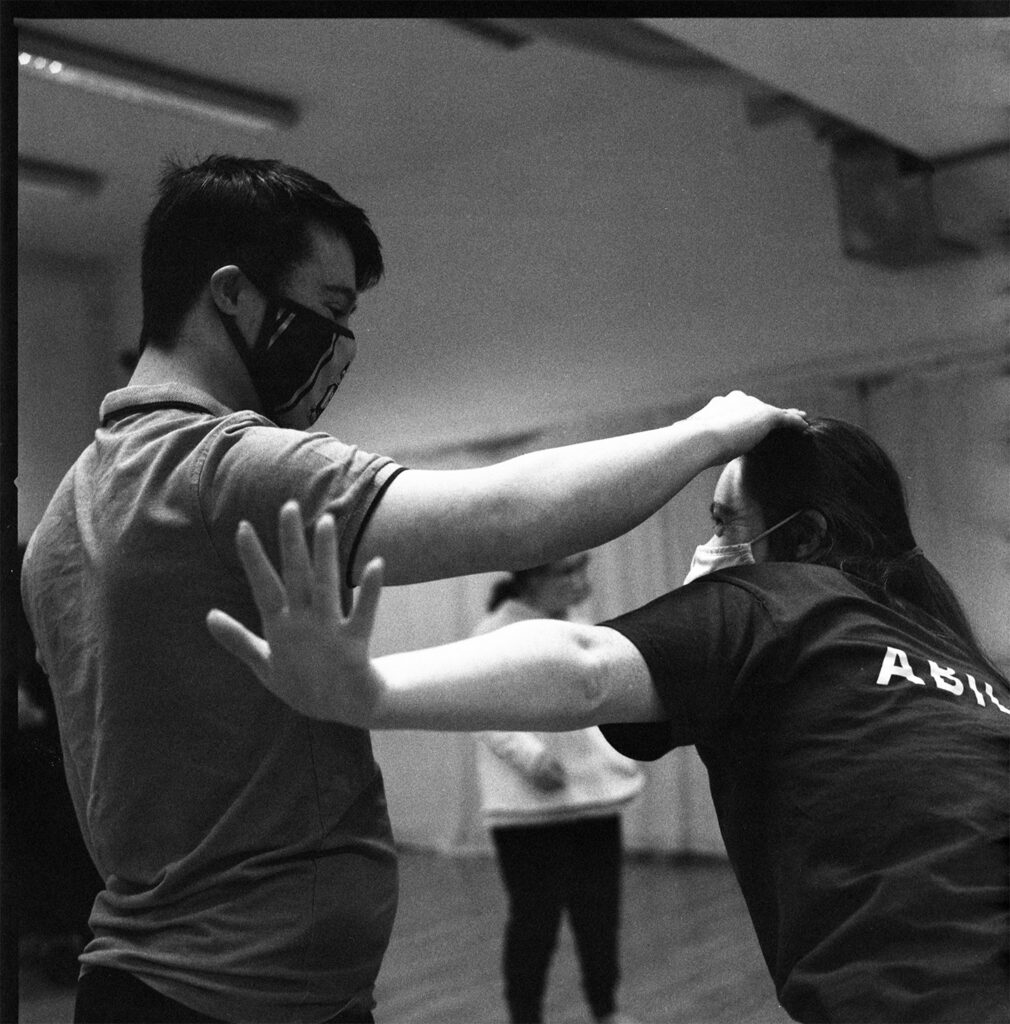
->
<box><xmin>206</xmin><ymin>609</ymin><xmax>272</xmax><ymax>683</ymax></box>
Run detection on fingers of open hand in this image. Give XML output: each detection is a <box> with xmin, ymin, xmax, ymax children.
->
<box><xmin>236</xmin><ymin>519</ymin><xmax>287</xmax><ymax>617</ymax></box>
<box><xmin>311</xmin><ymin>513</ymin><xmax>343</xmax><ymax>616</ymax></box>
<box><xmin>279</xmin><ymin>501</ymin><xmax>315</xmax><ymax>607</ymax></box>
<box><xmin>351</xmin><ymin>556</ymin><xmax>385</xmax><ymax>637</ymax></box>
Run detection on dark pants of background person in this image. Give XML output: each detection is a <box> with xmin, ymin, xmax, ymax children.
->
<box><xmin>491</xmin><ymin>814</ymin><xmax>623</xmax><ymax>1024</ymax></box>
<box><xmin>74</xmin><ymin>966</ymin><xmax>375</xmax><ymax>1023</ymax></box>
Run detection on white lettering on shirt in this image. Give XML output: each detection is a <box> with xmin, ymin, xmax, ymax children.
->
<box><xmin>984</xmin><ymin>682</ymin><xmax>1010</xmax><ymax>715</ymax></box>
<box><xmin>875</xmin><ymin>647</ymin><xmax>926</xmax><ymax>687</ymax></box>
<box><xmin>875</xmin><ymin>646</ymin><xmax>1010</xmax><ymax>715</ymax></box>
<box><xmin>929</xmin><ymin>660</ymin><xmax>963</xmax><ymax>695</ymax></box>
<box><xmin>966</xmin><ymin>674</ymin><xmax>986</xmax><ymax>707</ymax></box>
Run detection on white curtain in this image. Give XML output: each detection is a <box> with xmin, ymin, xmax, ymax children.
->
<box><xmin>370</xmin><ymin>358</ymin><xmax>1009</xmax><ymax>855</ymax></box>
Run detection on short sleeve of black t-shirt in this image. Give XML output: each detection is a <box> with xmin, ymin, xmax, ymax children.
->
<box><xmin>599</xmin><ymin>570</ymin><xmax>789</xmax><ymax>760</ymax></box>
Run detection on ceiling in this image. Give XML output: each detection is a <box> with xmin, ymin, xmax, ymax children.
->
<box><xmin>16</xmin><ymin>15</ymin><xmax>1008</xmax><ymax>264</ymax></box>
<box><xmin>642</xmin><ymin>16</ymin><xmax>1009</xmax><ymax>161</ymax></box>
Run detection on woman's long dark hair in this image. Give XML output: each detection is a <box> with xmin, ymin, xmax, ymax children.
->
<box><xmin>743</xmin><ymin>417</ymin><xmax>1002</xmax><ymax>675</ymax></box>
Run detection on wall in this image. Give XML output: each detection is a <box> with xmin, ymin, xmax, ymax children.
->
<box><xmin>16</xmin><ymin>254</ymin><xmax>118</xmax><ymax>541</ymax></box>
<box><xmin>97</xmin><ymin>71</ymin><xmax>1007</xmax><ymax>460</ymax></box>
<box><xmin>322</xmin><ymin>79</ymin><xmax>1004</xmax><ymax>455</ymax></box>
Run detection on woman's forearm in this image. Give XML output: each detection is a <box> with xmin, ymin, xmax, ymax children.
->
<box><xmin>205</xmin><ymin>501</ymin><xmax>665</xmax><ymax>732</ymax></box>
<box><xmin>368</xmin><ymin>620</ymin><xmax>657</xmax><ymax>732</ymax></box>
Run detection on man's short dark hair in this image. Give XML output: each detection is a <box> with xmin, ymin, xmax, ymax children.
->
<box><xmin>139</xmin><ymin>155</ymin><xmax>384</xmax><ymax>349</ymax></box>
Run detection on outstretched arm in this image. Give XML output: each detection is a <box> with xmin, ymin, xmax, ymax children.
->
<box><xmin>206</xmin><ymin>502</ymin><xmax>664</xmax><ymax>730</ymax></box>
<box><xmin>351</xmin><ymin>391</ymin><xmax>806</xmax><ymax>584</ymax></box>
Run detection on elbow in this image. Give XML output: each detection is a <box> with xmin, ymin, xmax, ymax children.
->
<box><xmin>570</xmin><ymin>632</ymin><xmax>612</xmax><ymax>723</ymax></box>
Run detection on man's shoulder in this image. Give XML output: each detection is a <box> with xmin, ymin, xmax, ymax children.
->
<box><xmin>203</xmin><ymin>415</ymin><xmax>367</xmax><ymax>480</ymax></box>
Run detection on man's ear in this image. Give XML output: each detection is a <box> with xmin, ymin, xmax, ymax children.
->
<box><xmin>795</xmin><ymin>510</ymin><xmax>828</xmax><ymax>561</ymax></box>
<box><xmin>209</xmin><ymin>266</ymin><xmax>246</xmax><ymax>316</ymax></box>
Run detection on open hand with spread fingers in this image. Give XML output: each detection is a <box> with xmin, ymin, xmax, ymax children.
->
<box><xmin>206</xmin><ymin>500</ymin><xmax>386</xmax><ymax>724</ymax></box>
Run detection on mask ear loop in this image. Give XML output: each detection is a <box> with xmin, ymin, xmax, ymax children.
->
<box><xmin>215</xmin><ymin>304</ymin><xmax>259</xmax><ymax>376</ymax></box>
<box><xmin>212</xmin><ymin>266</ymin><xmax>273</xmax><ymax>378</ymax></box>
<box><xmin>747</xmin><ymin>508</ymin><xmax>805</xmax><ymax>547</ymax></box>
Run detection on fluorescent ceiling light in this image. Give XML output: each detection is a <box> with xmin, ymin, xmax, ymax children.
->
<box><xmin>19</xmin><ymin>155</ymin><xmax>105</xmax><ymax>199</ymax></box>
<box><xmin>16</xmin><ymin>26</ymin><xmax>298</xmax><ymax>132</ymax></box>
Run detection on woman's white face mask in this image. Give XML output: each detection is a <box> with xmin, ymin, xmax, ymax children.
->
<box><xmin>683</xmin><ymin>509</ymin><xmax>804</xmax><ymax>585</ymax></box>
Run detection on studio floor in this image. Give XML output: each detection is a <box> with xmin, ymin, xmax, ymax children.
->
<box><xmin>20</xmin><ymin>847</ymin><xmax>791</xmax><ymax>1024</ymax></box>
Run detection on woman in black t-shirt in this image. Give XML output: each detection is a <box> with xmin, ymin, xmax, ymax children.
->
<box><xmin>209</xmin><ymin>418</ymin><xmax>1009</xmax><ymax>1024</ymax></box>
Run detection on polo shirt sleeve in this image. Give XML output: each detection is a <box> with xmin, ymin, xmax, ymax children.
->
<box><xmin>599</xmin><ymin>576</ymin><xmax>782</xmax><ymax>760</ymax></box>
<box><xmin>197</xmin><ymin>416</ymin><xmax>405</xmax><ymax>587</ymax></box>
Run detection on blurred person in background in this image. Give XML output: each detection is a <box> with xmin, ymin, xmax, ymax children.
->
<box><xmin>475</xmin><ymin>556</ymin><xmax>643</xmax><ymax>1024</ymax></box>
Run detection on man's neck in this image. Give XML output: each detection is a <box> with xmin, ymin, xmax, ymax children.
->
<box><xmin>129</xmin><ymin>321</ymin><xmax>261</xmax><ymax>415</ymax></box>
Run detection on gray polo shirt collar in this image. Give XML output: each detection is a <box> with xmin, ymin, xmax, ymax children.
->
<box><xmin>99</xmin><ymin>383</ymin><xmax>236</xmax><ymax>426</ymax></box>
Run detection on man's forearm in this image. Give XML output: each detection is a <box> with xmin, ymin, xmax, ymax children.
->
<box><xmin>481</xmin><ymin>415</ymin><xmax>722</xmax><ymax>568</ymax></box>
<box><xmin>360</xmin><ymin>418</ymin><xmax>721</xmax><ymax>584</ymax></box>
<box><xmin>354</xmin><ymin>392</ymin><xmax>805</xmax><ymax>584</ymax></box>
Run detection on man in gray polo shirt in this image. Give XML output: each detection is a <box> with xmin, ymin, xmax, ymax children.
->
<box><xmin>21</xmin><ymin>155</ymin><xmax>804</xmax><ymax>1024</ymax></box>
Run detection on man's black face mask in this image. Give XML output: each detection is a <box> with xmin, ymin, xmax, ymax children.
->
<box><xmin>217</xmin><ymin>276</ymin><xmax>356</xmax><ymax>429</ymax></box>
